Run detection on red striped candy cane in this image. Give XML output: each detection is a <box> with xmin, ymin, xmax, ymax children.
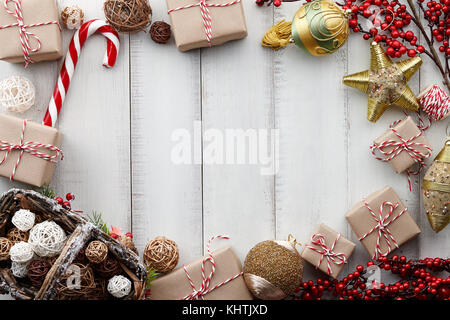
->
<box><xmin>43</xmin><ymin>19</ymin><xmax>120</xmax><ymax>128</ymax></box>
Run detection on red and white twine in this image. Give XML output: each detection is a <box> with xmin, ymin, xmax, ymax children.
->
<box><xmin>182</xmin><ymin>235</ymin><xmax>243</xmax><ymax>300</ymax></box>
<box><xmin>168</xmin><ymin>0</ymin><xmax>241</xmax><ymax>45</ymax></box>
<box><xmin>306</xmin><ymin>233</ymin><xmax>347</xmax><ymax>276</ymax></box>
<box><xmin>43</xmin><ymin>19</ymin><xmax>120</xmax><ymax>128</ymax></box>
<box><xmin>419</xmin><ymin>85</ymin><xmax>450</xmax><ymax>121</ymax></box>
<box><xmin>370</xmin><ymin>127</ymin><xmax>432</xmax><ymax>191</ymax></box>
<box><xmin>359</xmin><ymin>201</ymin><xmax>407</xmax><ymax>260</ymax></box>
<box><xmin>0</xmin><ymin>120</ymin><xmax>63</xmax><ymax>181</ymax></box>
<box><xmin>0</xmin><ymin>0</ymin><xmax>61</xmax><ymax>67</ymax></box>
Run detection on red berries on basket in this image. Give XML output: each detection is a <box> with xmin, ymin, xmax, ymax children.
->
<box><xmin>54</xmin><ymin>192</ymin><xmax>76</xmax><ymax>210</ymax></box>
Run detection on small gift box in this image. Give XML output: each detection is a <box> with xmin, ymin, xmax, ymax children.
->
<box><xmin>149</xmin><ymin>245</ymin><xmax>253</xmax><ymax>300</ymax></box>
<box><xmin>0</xmin><ymin>0</ymin><xmax>62</xmax><ymax>65</ymax></box>
<box><xmin>0</xmin><ymin>114</ymin><xmax>63</xmax><ymax>187</ymax></box>
<box><xmin>301</xmin><ymin>224</ymin><xmax>355</xmax><ymax>279</ymax></box>
<box><xmin>346</xmin><ymin>186</ymin><xmax>421</xmax><ymax>259</ymax></box>
<box><xmin>166</xmin><ymin>0</ymin><xmax>248</xmax><ymax>52</ymax></box>
<box><xmin>372</xmin><ymin>116</ymin><xmax>432</xmax><ymax>174</ymax></box>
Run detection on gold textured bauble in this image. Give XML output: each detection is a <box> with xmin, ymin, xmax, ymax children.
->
<box><xmin>144</xmin><ymin>236</ymin><xmax>179</xmax><ymax>273</ymax></box>
<box><xmin>85</xmin><ymin>241</ymin><xmax>108</xmax><ymax>264</ymax></box>
<box><xmin>243</xmin><ymin>240</ymin><xmax>303</xmax><ymax>300</ymax></box>
<box><xmin>343</xmin><ymin>42</ymin><xmax>422</xmax><ymax>122</ymax></box>
<box><xmin>422</xmin><ymin>140</ymin><xmax>450</xmax><ymax>232</ymax></box>
<box><xmin>0</xmin><ymin>237</ymin><xmax>12</xmax><ymax>261</ymax></box>
<box><xmin>262</xmin><ymin>0</ymin><xmax>349</xmax><ymax>56</ymax></box>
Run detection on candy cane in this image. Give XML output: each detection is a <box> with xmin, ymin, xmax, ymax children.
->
<box><xmin>43</xmin><ymin>19</ymin><xmax>120</xmax><ymax>127</ymax></box>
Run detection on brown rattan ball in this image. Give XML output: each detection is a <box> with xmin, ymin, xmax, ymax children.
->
<box><xmin>7</xmin><ymin>228</ymin><xmax>28</xmax><ymax>244</ymax></box>
<box><xmin>150</xmin><ymin>21</ymin><xmax>171</xmax><ymax>44</ymax></box>
<box><xmin>85</xmin><ymin>241</ymin><xmax>108</xmax><ymax>264</ymax></box>
<box><xmin>27</xmin><ymin>259</ymin><xmax>51</xmax><ymax>286</ymax></box>
<box><xmin>0</xmin><ymin>237</ymin><xmax>12</xmax><ymax>261</ymax></box>
<box><xmin>104</xmin><ymin>0</ymin><xmax>152</xmax><ymax>33</ymax></box>
<box><xmin>94</xmin><ymin>256</ymin><xmax>121</xmax><ymax>279</ymax></box>
<box><xmin>144</xmin><ymin>236</ymin><xmax>179</xmax><ymax>273</ymax></box>
<box><xmin>118</xmin><ymin>235</ymin><xmax>137</xmax><ymax>254</ymax></box>
<box><xmin>56</xmin><ymin>263</ymin><xmax>96</xmax><ymax>300</ymax></box>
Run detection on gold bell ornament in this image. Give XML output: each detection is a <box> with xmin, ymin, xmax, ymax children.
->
<box><xmin>262</xmin><ymin>0</ymin><xmax>350</xmax><ymax>56</ymax></box>
<box><xmin>422</xmin><ymin>130</ymin><xmax>450</xmax><ymax>233</ymax></box>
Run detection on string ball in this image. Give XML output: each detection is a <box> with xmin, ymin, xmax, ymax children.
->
<box><xmin>104</xmin><ymin>0</ymin><xmax>152</xmax><ymax>33</ymax></box>
<box><xmin>107</xmin><ymin>275</ymin><xmax>132</xmax><ymax>298</ymax></box>
<box><xmin>94</xmin><ymin>256</ymin><xmax>121</xmax><ymax>278</ymax></box>
<box><xmin>0</xmin><ymin>237</ymin><xmax>12</xmax><ymax>261</ymax></box>
<box><xmin>27</xmin><ymin>259</ymin><xmax>51</xmax><ymax>286</ymax></box>
<box><xmin>144</xmin><ymin>236</ymin><xmax>179</xmax><ymax>273</ymax></box>
<box><xmin>7</xmin><ymin>228</ymin><xmax>29</xmax><ymax>244</ymax></box>
<box><xmin>85</xmin><ymin>241</ymin><xmax>108</xmax><ymax>264</ymax></box>
<box><xmin>11</xmin><ymin>209</ymin><xmax>35</xmax><ymax>232</ymax></box>
<box><xmin>61</xmin><ymin>5</ymin><xmax>85</xmax><ymax>30</ymax></box>
<box><xmin>9</xmin><ymin>241</ymin><xmax>34</xmax><ymax>263</ymax></box>
<box><xmin>29</xmin><ymin>221</ymin><xmax>67</xmax><ymax>257</ymax></box>
<box><xmin>0</xmin><ymin>76</ymin><xmax>35</xmax><ymax>113</ymax></box>
<box><xmin>150</xmin><ymin>21</ymin><xmax>171</xmax><ymax>44</ymax></box>
<box><xmin>11</xmin><ymin>261</ymin><xmax>29</xmax><ymax>278</ymax></box>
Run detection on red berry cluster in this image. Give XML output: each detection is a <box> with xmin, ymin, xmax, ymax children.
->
<box><xmin>421</xmin><ymin>0</ymin><xmax>450</xmax><ymax>55</ymax></box>
<box><xmin>110</xmin><ymin>231</ymin><xmax>133</xmax><ymax>239</ymax></box>
<box><xmin>55</xmin><ymin>193</ymin><xmax>75</xmax><ymax>210</ymax></box>
<box><xmin>293</xmin><ymin>255</ymin><xmax>450</xmax><ymax>300</ymax></box>
<box><xmin>256</xmin><ymin>0</ymin><xmax>300</xmax><ymax>6</ymax></box>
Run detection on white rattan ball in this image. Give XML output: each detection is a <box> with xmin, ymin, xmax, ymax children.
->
<box><xmin>0</xmin><ymin>76</ymin><xmax>35</xmax><ymax>113</ymax></box>
<box><xmin>9</xmin><ymin>241</ymin><xmax>34</xmax><ymax>263</ymax></box>
<box><xmin>11</xmin><ymin>261</ymin><xmax>29</xmax><ymax>278</ymax></box>
<box><xmin>29</xmin><ymin>221</ymin><xmax>66</xmax><ymax>257</ymax></box>
<box><xmin>107</xmin><ymin>275</ymin><xmax>132</xmax><ymax>298</ymax></box>
<box><xmin>11</xmin><ymin>209</ymin><xmax>35</xmax><ymax>232</ymax></box>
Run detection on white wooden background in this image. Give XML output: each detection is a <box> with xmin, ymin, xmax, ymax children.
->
<box><xmin>0</xmin><ymin>0</ymin><xmax>449</xmax><ymax>297</ymax></box>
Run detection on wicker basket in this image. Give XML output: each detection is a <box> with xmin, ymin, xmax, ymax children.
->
<box><xmin>0</xmin><ymin>189</ymin><xmax>147</xmax><ymax>300</ymax></box>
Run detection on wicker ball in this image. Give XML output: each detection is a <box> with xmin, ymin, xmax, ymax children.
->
<box><xmin>85</xmin><ymin>241</ymin><xmax>108</xmax><ymax>264</ymax></box>
<box><xmin>104</xmin><ymin>0</ymin><xmax>152</xmax><ymax>33</ymax></box>
<box><xmin>150</xmin><ymin>21</ymin><xmax>171</xmax><ymax>44</ymax></box>
<box><xmin>11</xmin><ymin>209</ymin><xmax>35</xmax><ymax>232</ymax></box>
<box><xmin>118</xmin><ymin>235</ymin><xmax>137</xmax><ymax>254</ymax></box>
<box><xmin>94</xmin><ymin>256</ymin><xmax>121</xmax><ymax>279</ymax></box>
<box><xmin>29</xmin><ymin>221</ymin><xmax>66</xmax><ymax>257</ymax></box>
<box><xmin>0</xmin><ymin>76</ymin><xmax>35</xmax><ymax>113</ymax></box>
<box><xmin>57</xmin><ymin>263</ymin><xmax>96</xmax><ymax>300</ymax></box>
<box><xmin>27</xmin><ymin>259</ymin><xmax>51</xmax><ymax>286</ymax></box>
<box><xmin>9</xmin><ymin>241</ymin><xmax>34</xmax><ymax>263</ymax></box>
<box><xmin>7</xmin><ymin>228</ymin><xmax>28</xmax><ymax>244</ymax></box>
<box><xmin>11</xmin><ymin>261</ymin><xmax>29</xmax><ymax>278</ymax></box>
<box><xmin>0</xmin><ymin>237</ymin><xmax>12</xmax><ymax>261</ymax></box>
<box><xmin>107</xmin><ymin>275</ymin><xmax>131</xmax><ymax>298</ymax></box>
<box><xmin>143</xmin><ymin>236</ymin><xmax>179</xmax><ymax>273</ymax></box>
<box><xmin>243</xmin><ymin>240</ymin><xmax>303</xmax><ymax>300</ymax></box>
<box><xmin>61</xmin><ymin>5</ymin><xmax>84</xmax><ymax>30</ymax></box>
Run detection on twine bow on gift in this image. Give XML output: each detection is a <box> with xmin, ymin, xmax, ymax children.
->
<box><xmin>306</xmin><ymin>233</ymin><xmax>347</xmax><ymax>276</ymax></box>
<box><xmin>0</xmin><ymin>119</ymin><xmax>63</xmax><ymax>181</ymax></box>
<box><xmin>0</xmin><ymin>0</ymin><xmax>61</xmax><ymax>67</ymax></box>
<box><xmin>359</xmin><ymin>201</ymin><xmax>407</xmax><ymax>260</ymax></box>
<box><xmin>370</xmin><ymin>126</ymin><xmax>432</xmax><ymax>191</ymax></box>
<box><xmin>168</xmin><ymin>0</ymin><xmax>241</xmax><ymax>46</ymax></box>
<box><xmin>181</xmin><ymin>235</ymin><xmax>243</xmax><ymax>300</ymax></box>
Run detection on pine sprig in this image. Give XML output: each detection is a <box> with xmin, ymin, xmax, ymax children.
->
<box><xmin>36</xmin><ymin>185</ymin><xmax>56</xmax><ymax>199</ymax></box>
<box><xmin>146</xmin><ymin>267</ymin><xmax>159</xmax><ymax>288</ymax></box>
<box><xmin>87</xmin><ymin>211</ymin><xmax>110</xmax><ymax>235</ymax></box>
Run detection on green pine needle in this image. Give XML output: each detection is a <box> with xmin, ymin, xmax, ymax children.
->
<box><xmin>146</xmin><ymin>267</ymin><xmax>159</xmax><ymax>288</ymax></box>
<box><xmin>36</xmin><ymin>185</ymin><xmax>56</xmax><ymax>199</ymax></box>
<box><xmin>87</xmin><ymin>211</ymin><xmax>110</xmax><ymax>235</ymax></box>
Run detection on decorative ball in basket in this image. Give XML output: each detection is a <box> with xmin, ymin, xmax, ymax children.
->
<box><xmin>0</xmin><ymin>189</ymin><xmax>147</xmax><ymax>300</ymax></box>
<box><xmin>0</xmin><ymin>19</ymin><xmax>120</xmax><ymax>187</ymax></box>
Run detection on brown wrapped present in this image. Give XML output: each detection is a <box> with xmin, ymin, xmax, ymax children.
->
<box><xmin>0</xmin><ymin>114</ymin><xmax>63</xmax><ymax>187</ymax></box>
<box><xmin>0</xmin><ymin>0</ymin><xmax>62</xmax><ymax>65</ymax></box>
<box><xmin>372</xmin><ymin>116</ymin><xmax>432</xmax><ymax>174</ymax></box>
<box><xmin>301</xmin><ymin>224</ymin><xmax>355</xmax><ymax>279</ymax></box>
<box><xmin>346</xmin><ymin>186</ymin><xmax>421</xmax><ymax>259</ymax></box>
<box><xmin>149</xmin><ymin>245</ymin><xmax>253</xmax><ymax>300</ymax></box>
<box><xmin>166</xmin><ymin>0</ymin><xmax>248</xmax><ymax>52</ymax></box>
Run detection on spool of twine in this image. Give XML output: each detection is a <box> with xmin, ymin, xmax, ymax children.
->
<box><xmin>144</xmin><ymin>236</ymin><xmax>179</xmax><ymax>273</ymax></box>
<box><xmin>104</xmin><ymin>0</ymin><xmax>152</xmax><ymax>33</ymax></box>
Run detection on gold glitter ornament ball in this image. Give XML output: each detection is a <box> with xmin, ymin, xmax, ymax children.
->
<box><xmin>243</xmin><ymin>240</ymin><xmax>303</xmax><ymax>300</ymax></box>
<box><xmin>422</xmin><ymin>140</ymin><xmax>450</xmax><ymax>232</ymax></box>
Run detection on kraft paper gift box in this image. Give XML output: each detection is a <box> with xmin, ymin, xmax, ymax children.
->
<box><xmin>373</xmin><ymin>116</ymin><xmax>431</xmax><ymax>174</ymax></box>
<box><xmin>346</xmin><ymin>186</ymin><xmax>421</xmax><ymax>259</ymax></box>
<box><xmin>301</xmin><ymin>224</ymin><xmax>355</xmax><ymax>279</ymax></box>
<box><xmin>0</xmin><ymin>0</ymin><xmax>62</xmax><ymax>63</ymax></box>
<box><xmin>149</xmin><ymin>246</ymin><xmax>253</xmax><ymax>300</ymax></box>
<box><xmin>166</xmin><ymin>0</ymin><xmax>248</xmax><ymax>52</ymax></box>
<box><xmin>0</xmin><ymin>114</ymin><xmax>62</xmax><ymax>187</ymax></box>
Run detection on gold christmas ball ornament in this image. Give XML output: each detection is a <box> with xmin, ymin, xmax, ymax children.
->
<box><xmin>85</xmin><ymin>241</ymin><xmax>108</xmax><ymax>264</ymax></box>
<box><xmin>343</xmin><ymin>42</ymin><xmax>422</xmax><ymax>122</ymax></box>
<box><xmin>262</xmin><ymin>0</ymin><xmax>349</xmax><ymax>56</ymax></box>
<box><xmin>422</xmin><ymin>139</ymin><xmax>450</xmax><ymax>232</ymax></box>
<box><xmin>144</xmin><ymin>236</ymin><xmax>179</xmax><ymax>273</ymax></box>
<box><xmin>243</xmin><ymin>239</ymin><xmax>303</xmax><ymax>300</ymax></box>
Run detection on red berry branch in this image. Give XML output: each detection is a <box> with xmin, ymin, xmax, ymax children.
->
<box><xmin>292</xmin><ymin>256</ymin><xmax>450</xmax><ymax>300</ymax></box>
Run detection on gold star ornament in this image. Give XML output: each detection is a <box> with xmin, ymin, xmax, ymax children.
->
<box><xmin>343</xmin><ymin>42</ymin><xmax>422</xmax><ymax>122</ymax></box>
